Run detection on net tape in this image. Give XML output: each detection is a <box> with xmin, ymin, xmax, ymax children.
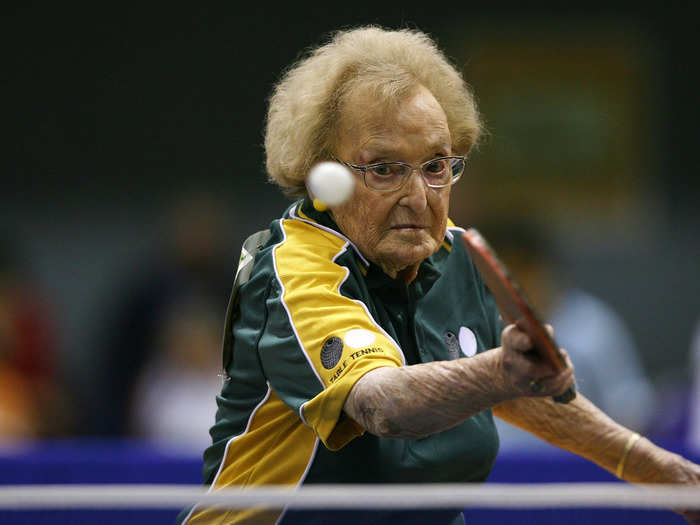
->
<box><xmin>0</xmin><ymin>483</ymin><xmax>698</xmax><ymax>510</ymax></box>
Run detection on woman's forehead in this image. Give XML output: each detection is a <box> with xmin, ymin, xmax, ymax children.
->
<box><xmin>337</xmin><ymin>89</ymin><xmax>451</xmax><ymax>159</ymax></box>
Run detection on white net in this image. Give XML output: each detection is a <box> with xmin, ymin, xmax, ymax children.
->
<box><xmin>0</xmin><ymin>483</ymin><xmax>698</xmax><ymax>510</ymax></box>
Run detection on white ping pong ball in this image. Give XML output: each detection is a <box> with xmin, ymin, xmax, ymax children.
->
<box><xmin>307</xmin><ymin>161</ymin><xmax>355</xmax><ymax>207</ymax></box>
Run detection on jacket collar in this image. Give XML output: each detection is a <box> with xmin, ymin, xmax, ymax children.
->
<box><xmin>290</xmin><ymin>197</ymin><xmax>446</xmax><ymax>294</ymax></box>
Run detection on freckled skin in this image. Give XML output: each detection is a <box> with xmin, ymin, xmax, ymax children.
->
<box><xmin>329</xmin><ymin>85</ymin><xmax>452</xmax><ymax>281</ymax></box>
<box><xmin>324</xmin><ymin>82</ymin><xmax>700</xmax><ymax>517</ymax></box>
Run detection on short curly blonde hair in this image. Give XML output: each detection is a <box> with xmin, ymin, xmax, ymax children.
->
<box><xmin>264</xmin><ymin>26</ymin><xmax>483</xmax><ymax>198</ymax></box>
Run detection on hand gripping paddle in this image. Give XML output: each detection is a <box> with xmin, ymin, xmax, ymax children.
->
<box><xmin>462</xmin><ymin>228</ymin><xmax>576</xmax><ymax>404</ymax></box>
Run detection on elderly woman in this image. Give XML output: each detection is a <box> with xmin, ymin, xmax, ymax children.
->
<box><xmin>180</xmin><ymin>26</ymin><xmax>699</xmax><ymax>525</ymax></box>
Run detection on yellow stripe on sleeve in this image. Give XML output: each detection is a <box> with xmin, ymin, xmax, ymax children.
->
<box><xmin>274</xmin><ymin>219</ymin><xmax>404</xmax><ymax>448</ymax></box>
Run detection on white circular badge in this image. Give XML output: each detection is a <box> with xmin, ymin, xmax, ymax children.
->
<box><xmin>344</xmin><ymin>329</ymin><xmax>377</xmax><ymax>349</ymax></box>
<box><xmin>458</xmin><ymin>326</ymin><xmax>477</xmax><ymax>357</ymax></box>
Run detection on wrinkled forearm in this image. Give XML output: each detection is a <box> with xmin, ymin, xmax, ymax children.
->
<box><xmin>343</xmin><ymin>351</ymin><xmax>512</xmax><ymax>439</ymax></box>
<box><xmin>494</xmin><ymin>395</ymin><xmax>626</xmax><ymax>472</ymax></box>
<box><xmin>493</xmin><ymin>395</ymin><xmax>700</xmax><ymax>484</ymax></box>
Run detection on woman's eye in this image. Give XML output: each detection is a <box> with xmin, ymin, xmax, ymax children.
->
<box><xmin>424</xmin><ymin>160</ymin><xmax>445</xmax><ymax>174</ymax></box>
<box><xmin>372</xmin><ymin>164</ymin><xmax>394</xmax><ymax>176</ymax></box>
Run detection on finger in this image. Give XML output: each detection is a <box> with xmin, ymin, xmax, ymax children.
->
<box><xmin>550</xmin><ymin>367</ymin><xmax>576</xmax><ymax>396</ymax></box>
<box><xmin>538</xmin><ymin>366</ymin><xmax>575</xmax><ymax>397</ymax></box>
<box><xmin>530</xmin><ymin>347</ymin><xmax>573</xmax><ymax>377</ymax></box>
<box><xmin>501</xmin><ymin>324</ymin><xmax>533</xmax><ymax>352</ymax></box>
<box><xmin>544</xmin><ymin>323</ymin><xmax>555</xmax><ymax>338</ymax></box>
<box><xmin>526</xmin><ymin>373</ymin><xmax>570</xmax><ymax>398</ymax></box>
<box><xmin>559</xmin><ymin>348</ymin><xmax>574</xmax><ymax>371</ymax></box>
<box><xmin>525</xmin><ymin>351</ymin><xmax>575</xmax><ymax>395</ymax></box>
<box><xmin>526</xmin><ymin>347</ymin><xmax>571</xmax><ymax>378</ymax></box>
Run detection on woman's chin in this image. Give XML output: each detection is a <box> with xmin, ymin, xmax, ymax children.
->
<box><xmin>376</xmin><ymin>241</ymin><xmax>438</xmax><ymax>276</ymax></box>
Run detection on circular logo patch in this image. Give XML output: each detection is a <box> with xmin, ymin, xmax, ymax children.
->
<box><xmin>344</xmin><ymin>329</ymin><xmax>376</xmax><ymax>349</ymax></box>
<box><xmin>320</xmin><ymin>337</ymin><xmax>344</xmax><ymax>369</ymax></box>
<box><xmin>458</xmin><ymin>326</ymin><xmax>477</xmax><ymax>357</ymax></box>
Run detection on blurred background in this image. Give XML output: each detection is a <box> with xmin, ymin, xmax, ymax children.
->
<box><xmin>2</xmin><ymin>1</ymin><xmax>699</xmax><ymax>467</ymax></box>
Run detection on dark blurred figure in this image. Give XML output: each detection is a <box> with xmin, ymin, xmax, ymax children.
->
<box><xmin>0</xmin><ymin>239</ymin><xmax>69</xmax><ymax>443</ymax></box>
<box><xmin>479</xmin><ymin>221</ymin><xmax>657</xmax><ymax>449</ymax></box>
<box><xmin>89</xmin><ymin>190</ymin><xmax>236</xmax><ymax>440</ymax></box>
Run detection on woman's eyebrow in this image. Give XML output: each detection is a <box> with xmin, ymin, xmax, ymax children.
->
<box><xmin>354</xmin><ymin>144</ymin><xmax>396</xmax><ymax>162</ymax></box>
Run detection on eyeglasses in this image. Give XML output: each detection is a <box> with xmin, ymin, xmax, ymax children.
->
<box><xmin>333</xmin><ymin>156</ymin><xmax>466</xmax><ymax>192</ymax></box>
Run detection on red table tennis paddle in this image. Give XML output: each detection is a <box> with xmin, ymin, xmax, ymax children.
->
<box><xmin>462</xmin><ymin>228</ymin><xmax>576</xmax><ymax>404</ymax></box>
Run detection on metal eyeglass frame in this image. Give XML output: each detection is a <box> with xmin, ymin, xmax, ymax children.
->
<box><xmin>332</xmin><ymin>155</ymin><xmax>467</xmax><ymax>193</ymax></box>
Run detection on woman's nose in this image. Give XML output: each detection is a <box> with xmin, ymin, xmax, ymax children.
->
<box><xmin>398</xmin><ymin>168</ymin><xmax>428</xmax><ymax>211</ymax></box>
